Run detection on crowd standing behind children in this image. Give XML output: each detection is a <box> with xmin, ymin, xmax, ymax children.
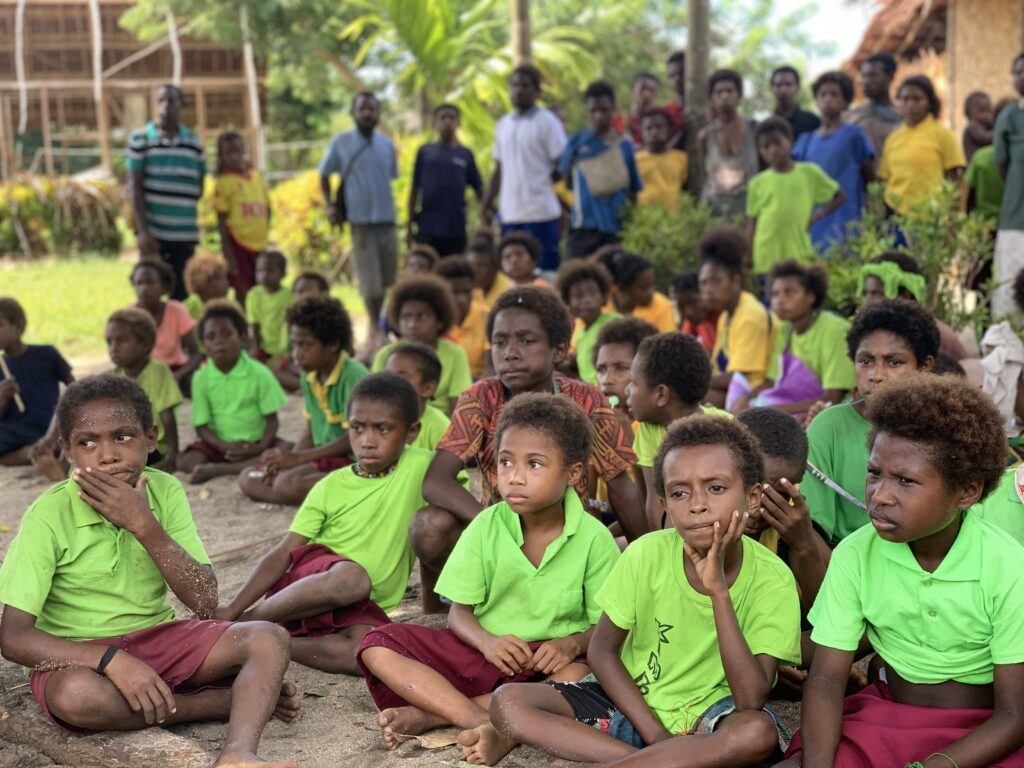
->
<box><xmin>6</xmin><ymin>50</ymin><xmax>1024</xmax><ymax>768</ymax></box>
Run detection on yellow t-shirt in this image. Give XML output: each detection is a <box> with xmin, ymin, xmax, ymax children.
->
<box><xmin>605</xmin><ymin>291</ymin><xmax>677</xmax><ymax>333</ymax></box>
<box><xmin>449</xmin><ymin>301</ymin><xmax>489</xmax><ymax>378</ymax></box>
<box><xmin>636</xmin><ymin>150</ymin><xmax>689</xmax><ymax>212</ymax></box>
<box><xmin>211</xmin><ymin>170</ymin><xmax>270</xmax><ymax>251</ymax></box>
<box><xmin>472</xmin><ymin>272</ymin><xmax>512</xmax><ymax>310</ymax></box>
<box><xmin>877</xmin><ymin>116</ymin><xmax>965</xmax><ymax>213</ymax></box>
<box><xmin>711</xmin><ymin>291</ymin><xmax>775</xmax><ymax>387</ymax></box>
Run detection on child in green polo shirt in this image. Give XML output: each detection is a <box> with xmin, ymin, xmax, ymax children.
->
<box><xmin>179</xmin><ymin>302</ymin><xmax>287</xmax><ymax>484</ymax></box>
<box><xmin>628</xmin><ymin>332</ymin><xmax>729</xmax><ymax>530</ymax></box>
<box><xmin>239</xmin><ymin>296</ymin><xmax>368</xmax><ymax>506</ymax></box>
<box><xmin>371</xmin><ymin>274</ymin><xmax>472</xmax><ymax>414</ymax></box>
<box><xmin>381</xmin><ymin>342</ymin><xmax>452</xmax><ymax>450</ymax></box>
<box><xmin>558</xmin><ymin>259</ymin><xmax>619</xmax><ymax>385</ymax></box>
<box><xmin>0</xmin><ymin>375</ymin><xmax>299</xmax><ymax>763</ymax></box>
<box><xmin>357</xmin><ymin>393</ymin><xmax>621</xmax><ymax>766</ymax></box>
<box><xmin>246</xmin><ymin>249</ymin><xmax>293</xmax><ymax>366</ymax></box>
<box><xmin>490</xmin><ymin>415</ymin><xmax>800</xmax><ymax>766</ymax></box>
<box><xmin>214</xmin><ymin>373</ymin><xmax>431</xmax><ymax>675</ymax></box>
<box><xmin>105</xmin><ymin>307</ymin><xmax>182</xmax><ymax>472</ymax></box>
<box><xmin>781</xmin><ymin>375</ymin><xmax>1024</xmax><ymax>767</ymax></box>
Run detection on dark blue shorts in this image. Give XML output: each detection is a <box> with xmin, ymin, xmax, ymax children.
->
<box><xmin>501</xmin><ymin>218</ymin><xmax>562</xmax><ymax>272</ymax></box>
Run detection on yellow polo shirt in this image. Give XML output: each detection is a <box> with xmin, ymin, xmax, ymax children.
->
<box><xmin>448</xmin><ymin>301</ymin><xmax>489</xmax><ymax>378</ymax></box>
<box><xmin>472</xmin><ymin>272</ymin><xmax>512</xmax><ymax>310</ymax></box>
<box><xmin>711</xmin><ymin>291</ymin><xmax>775</xmax><ymax>387</ymax></box>
<box><xmin>878</xmin><ymin>115</ymin><xmax>965</xmax><ymax>213</ymax></box>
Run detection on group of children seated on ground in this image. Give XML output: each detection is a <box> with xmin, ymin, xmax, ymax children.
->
<box><xmin>3</xmin><ymin>220</ymin><xmax>1024</xmax><ymax>768</ymax></box>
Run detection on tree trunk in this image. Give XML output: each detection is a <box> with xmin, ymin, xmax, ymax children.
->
<box><xmin>686</xmin><ymin>0</ymin><xmax>710</xmax><ymax>193</ymax></box>
<box><xmin>511</xmin><ymin>0</ymin><xmax>531</xmax><ymax>64</ymax></box>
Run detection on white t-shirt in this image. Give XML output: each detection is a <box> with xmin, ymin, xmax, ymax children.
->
<box><xmin>493</xmin><ymin>107</ymin><xmax>567</xmax><ymax>223</ymax></box>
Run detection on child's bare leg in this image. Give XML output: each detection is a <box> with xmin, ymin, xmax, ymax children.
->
<box><xmin>32</xmin><ymin>450</ymin><xmax>67</xmax><ymax>482</ymax></box>
<box><xmin>361</xmin><ymin>646</ymin><xmax>493</xmax><ymax>748</ymax></box>
<box><xmin>289</xmin><ymin>624</ymin><xmax>374</xmax><ymax>674</ymax></box>
<box><xmin>239</xmin><ymin>463</ymin><xmax>326</xmax><ymax>506</ymax></box>
<box><xmin>190</xmin><ymin>459</ymin><xmax>253</xmax><ymax>485</ymax></box>
<box><xmin>177</xmin><ymin>449</ymin><xmax>206</xmax><ymax>473</ymax></box>
<box><xmin>0</xmin><ymin>445</ymin><xmax>32</xmax><ymax>466</ymax></box>
<box><xmin>409</xmin><ymin>505</ymin><xmax>464</xmax><ymax>613</ymax></box>
<box><xmin>241</xmin><ymin>561</ymin><xmax>370</xmax><ymax>624</ymax></box>
<box><xmin>596</xmin><ymin>710</ymin><xmax>778</xmax><ymax>768</ymax></box>
<box><xmin>490</xmin><ymin>681</ymin><xmax>635</xmax><ymax>764</ymax></box>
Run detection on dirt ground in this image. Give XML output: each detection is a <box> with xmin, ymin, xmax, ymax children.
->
<box><xmin>0</xmin><ymin>390</ymin><xmax>800</xmax><ymax>767</ymax></box>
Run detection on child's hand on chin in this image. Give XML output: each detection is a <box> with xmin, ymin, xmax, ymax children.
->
<box><xmin>684</xmin><ymin>510</ymin><xmax>747</xmax><ymax>595</ymax></box>
<box><xmin>74</xmin><ymin>468</ymin><xmax>154</xmax><ymax>533</ymax></box>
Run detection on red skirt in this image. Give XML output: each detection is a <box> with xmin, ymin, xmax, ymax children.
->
<box><xmin>356</xmin><ymin>624</ymin><xmax>547</xmax><ymax>711</ymax></box>
<box><xmin>266</xmin><ymin>543</ymin><xmax>390</xmax><ymax>637</ymax></box>
<box><xmin>785</xmin><ymin>682</ymin><xmax>1024</xmax><ymax>766</ymax></box>
<box><xmin>30</xmin><ymin>618</ymin><xmax>233</xmax><ymax>733</ymax></box>
<box><xmin>225</xmin><ymin>233</ymin><xmax>260</xmax><ymax>303</ymax></box>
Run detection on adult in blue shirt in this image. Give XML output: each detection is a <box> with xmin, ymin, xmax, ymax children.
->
<box><xmin>558</xmin><ymin>80</ymin><xmax>643</xmax><ymax>260</ymax></box>
<box><xmin>407</xmin><ymin>103</ymin><xmax>483</xmax><ymax>257</ymax></box>
<box><xmin>793</xmin><ymin>71</ymin><xmax>875</xmax><ymax>252</ymax></box>
<box><xmin>319</xmin><ymin>92</ymin><xmax>398</xmax><ymax>347</ymax></box>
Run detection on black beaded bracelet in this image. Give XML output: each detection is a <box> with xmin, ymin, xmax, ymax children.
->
<box><xmin>96</xmin><ymin>645</ymin><xmax>118</xmax><ymax>676</ymax></box>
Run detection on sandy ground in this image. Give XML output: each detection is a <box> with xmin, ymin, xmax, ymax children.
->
<box><xmin>0</xmin><ymin>391</ymin><xmax>800</xmax><ymax>767</ymax></box>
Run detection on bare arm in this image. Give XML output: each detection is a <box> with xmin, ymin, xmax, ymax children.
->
<box><xmin>217</xmin><ymin>532</ymin><xmax>309</xmax><ymax>619</ymax></box>
<box><xmin>406</xmin><ymin>180</ymin><xmax>419</xmax><ymax>244</ymax></box>
<box><xmin>173</xmin><ymin>330</ymin><xmax>202</xmax><ymax>384</ymax></box>
<box><xmin>448</xmin><ymin>601</ymin><xmax>532</xmax><ymax>677</ymax></box>
<box><xmin>760</xmin><ymin>480</ymin><xmax>830</xmax><ymax>611</ymax></box>
<box><xmin>799</xmin><ymin>645</ymin><xmax>856</xmax><ymax>767</ymax></box>
<box><xmin>422</xmin><ymin>449</ymin><xmax>484</xmax><ymax>523</ymax></box>
<box><xmin>321</xmin><ymin>175</ymin><xmax>339</xmax><ymax>226</ymax></box>
<box><xmin>480</xmin><ymin>161</ymin><xmax>502</xmax><ymax>224</ymax></box>
<box><xmin>130</xmin><ymin>169</ymin><xmax>158</xmax><ymax>255</ymax></box>
<box><xmin>640</xmin><ymin>467</ymin><xmax>663</xmax><ymax>531</ymax></box>
<box><xmin>809</xmin><ymin>190</ymin><xmax>847</xmax><ymax>227</ymax></box>
<box><xmin>216</xmin><ymin>213</ymin><xmax>238</xmax><ymax>277</ymax></box>
<box><xmin>605</xmin><ymin>471</ymin><xmax>648</xmax><ymax>542</ymax></box>
<box><xmin>860</xmin><ymin>156</ymin><xmax>876</xmax><ymax>185</ymax></box>
<box><xmin>157</xmin><ymin>407</ymin><xmax>179</xmax><ymax>471</ymax></box>
<box><xmin>197</xmin><ymin>425</ymin><xmax>233</xmax><ymax>454</ymax></box>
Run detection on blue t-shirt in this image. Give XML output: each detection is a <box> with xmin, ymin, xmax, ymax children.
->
<box><xmin>412</xmin><ymin>143</ymin><xmax>484</xmax><ymax>238</ymax></box>
<box><xmin>318</xmin><ymin>130</ymin><xmax>398</xmax><ymax>225</ymax></box>
<box><xmin>1</xmin><ymin>345</ymin><xmax>72</xmax><ymax>430</ymax></box>
<box><xmin>792</xmin><ymin>123</ymin><xmax>874</xmax><ymax>251</ymax></box>
<box><xmin>558</xmin><ymin>129</ymin><xmax>642</xmax><ymax>234</ymax></box>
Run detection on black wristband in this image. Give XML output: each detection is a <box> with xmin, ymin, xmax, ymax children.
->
<box><xmin>96</xmin><ymin>645</ymin><xmax>119</xmax><ymax>676</ymax></box>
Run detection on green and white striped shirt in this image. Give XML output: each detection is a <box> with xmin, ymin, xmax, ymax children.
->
<box><xmin>126</xmin><ymin>122</ymin><xmax>206</xmax><ymax>243</ymax></box>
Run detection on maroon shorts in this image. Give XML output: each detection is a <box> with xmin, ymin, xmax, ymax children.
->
<box><xmin>186</xmin><ymin>437</ymin><xmax>282</xmax><ymax>463</ymax></box>
<box><xmin>30</xmin><ymin>619</ymin><xmax>233</xmax><ymax>734</ymax></box>
<box><xmin>266</xmin><ymin>543</ymin><xmax>390</xmax><ymax>637</ymax></box>
<box><xmin>785</xmin><ymin>682</ymin><xmax>1024</xmax><ymax>766</ymax></box>
<box><xmin>356</xmin><ymin>624</ymin><xmax>548</xmax><ymax>711</ymax></box>
<box><xmin>310</xmin><ymin>455</ymin><xmax>351</xmax><ymax>473</ymax></box>
<box><xmin>226</xmin><ymin>234</ymin><xmax>261</xmax><ymax>303</ymax></box>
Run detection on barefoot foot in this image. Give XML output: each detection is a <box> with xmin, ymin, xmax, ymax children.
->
<box><xmin>458</xmin><ymin>723</ymin><xmax>517</xmax><ymax>766</ymax></box>
<box><xmin>189</xmin><ymin>464</ymin><xmax>220</xmax><ymax>484</ymax></box>
<box><xmin>273</xmin><ymin>681</ymin><xmax>301</xmax><ymax>723</ymax></box>
<box><xmin>213</xmin><ymin>749</ymin><xmax>299</xmax><ymax>767</ymax></box>
<box><xmin>32</xmin><ymin>451</ymin><xmax>66</xmax><ymax>482</ymax></box>
<box><xmin>376</xmin><ymin>706</ymin><xmax>447</xmax><ymax>750</ymax></box>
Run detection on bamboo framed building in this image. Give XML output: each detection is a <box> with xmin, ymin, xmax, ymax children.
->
<box><xmin>0</xmin><ymin>0</ymin><xmax>265</xmax><ymax>179</ymax></box>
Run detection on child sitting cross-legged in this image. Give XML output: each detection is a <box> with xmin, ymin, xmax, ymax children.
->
<box><xmin>238</xmin><ymin>296</ymin><xmax>368</xmax><ymax>506</ymax></box>
<box><xmin>779</xmin><ymin>376</ymin><xmax>1024</xmax><ymax>767</ymax></box>
<box><xmin>628</xmin><ymin>332</ymin><xmax>729</xmax><ymax>530</ymax></box>
<box><xmin>215</xmin><ymin>373</ymin><xmax>433</xmax><ymax>674</ymax></box>
<box><xmin>179</xmin><ymin>301</ymin><xmax>287</xmax><ymax>484</ymax></box>
<box><xmin>489</xmin><ymin>415</ymin><xmax>801</xmax><ymax>766</ymax></box>
<box><xmin>372</xmin><ymin>275</ymin><xmax>472</xmax><ymax>414</ymax></box>
<box><xmin>105</xmin><ymin>308</ymin><xmax>182</xmax><ymax>472</ymax></box>
<box><xmin>558</xmin><ymin>259</ymin><xmax>619</xmax><ymax>386</ymax></box>
<box><xmin>357</xmin><ymin>392</ymin><xmax>622</xmax><ymax>765</ymax></box>
<box><xmin>381</xmin><ymin>342</ymin><xmax>452</xmax><ymax>450</ymax></box>
<box><xmin>0</xmin><ymin>375</ymin><xmax>299</xmax><ymax>767</ymax></box>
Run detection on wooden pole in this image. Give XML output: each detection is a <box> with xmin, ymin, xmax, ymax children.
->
<box><xmin>40</xmin><ymin>87</ymin><xmax>54</xmax><ymax>176</ymax></box>
<box><xmin>510</xmin><ymin>0</ymin><xmax>531</xmax><ymax>65</ymax></box>
<box><xmin>0</xmin><ymin>96</ymin><xmax>9</xmax><ymax>179</ymax></box>
<box><xmin>240</xmin><ymin>5</ymin><xmax>265</xmax><ymax>171</ymax></box>
<box><xmin>685</xmin><ymin>0</ymin><xmax>710</xmax><ymax>193</ymax></box>
<box><xmin>87</xmin><ymin>0</ymin><xmax>112</xmax><ymax>173</ymax></box>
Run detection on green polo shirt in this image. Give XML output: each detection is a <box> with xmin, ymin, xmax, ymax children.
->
<box><xmin>373</xmin><ymin>338</ymin><xmax>473</xmax><ymax>414</ymax></box>
<box><xmin>245</xmin><ymin>285</ymin><xmax>294</xmax><ymax>358</ymax></box>
<box><xmin>289</xmin><ymin>446</ymin><xmax>432</xmax><ymax>611</ymax></box>
<box><xmin>972</xmin><ymin>468</ymin><xmax>1024</xmax><ymax>547</ymax></box>
<box><xmin>110</xmin><ymin>359</ymin><xmax>183</xmax><ymax>455</ymax></box>
<box><xmin>809</xmin><ymin>512</ymin><xmax>1024</xmax><ymax>684</ymax></box>
<box><xmin>0</xmin><ymin>469</ymin><xmax>210</xmax><ymax>642</ymax></box>
<box><xmin>301</xmin><ymin>354</ymin><xmax>369</xmax><ymax>447</ymax></box>
<box><xmin>435</xmin><ymin>491</ymin><xmax>620</xmax><ymax>642</ymax></box>
<box><xmin>633</xmin><ymin>405</ymin><xmax>732</xmax><ymax>468</ymax></box>
<box><xmin>191</xmin><ymin>352</ymin><xmax>287</xmax><ymax>443</ymax></box>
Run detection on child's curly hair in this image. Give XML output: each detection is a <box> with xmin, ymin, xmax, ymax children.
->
<box><xmin>736</xmin><ymin>407</ymin><xmax>808</xmax><ymax>469</ymax></box>
<box><xmin>498</xmin><ymin>231</ymin><xmax>541</xmax><ymax>263</ymax></box>
<box><xmin>698</xmin><ymin>227</ymin><xmax>749</xmax><ymax>276</ymax></box>
<box><xmin>487</xmin><ymin>286</ymin><xmax>572</xmax><ymax>349</ymax></box>
<box><xmin>57</xmin><ymin>375</ymin><xmax>153</xmax><ymax>442</ymax></box>
<box><xmin>635</xmin><ymin>332</ymin><xmax>711</xmax><ymax>407</ymax></box>
<box><xmin>770</xmin><ymin>259</ymin><xmax>828</xmax><ymax>310</ymax></box>
<box><xmin>183</xmin><ymin>254</ymin><xmax>229</xmax><ymax>297</ymax></box>
<box><xmin>866</xmin><ymin>376</ymin><xmax>1006</xmax><ymax>502</ymax></box>
<box><xmin>285</xmin><ymin>296</ymin><xmax>353</xmax><ymax>351</ymax></box>
<box><xmin>557</xmin><ymin>260</ymin><xmax>612</xmax><ymax>304</ymax></box>
<box><xmin>349</xmin><ymin>372</ymin><xmax>421</xmax><ymax>429</ymax></box>
<box><xmin>0</xmin><ymin>296</ymin><xmax>26</xmax><ymax>329</ymax></box>
<box><xmin>846</xmin><ymin>299</ymin><xmax>939</xmax><ymax>363</ymax></box>
<box><xmin>106</xmin><ymin>307</ymin><xmax>157</xmax><ymax>352</ymax></box>
<box><xmin>407</xmin><ymin>243</ymin><xmax>440</xmax><ymax>270</ymax></box>
<box><xmin>387</xmin><ymin>275</ymin><xmax>457</xmax><ymax>335</ymax></box>
<box><xmin>198</xmin><ymin>299</ymin><xmax>248</xmax><ymax>340</ymax></box>
<box><xmin>294</xmin><ymin>270</ymin><xmax>330</xmax><ymax>294</ymax></box>
<box><xmin>496</xmin><ymin>392</ymin><xmax>594</xmax><ymax>468</ymax></box>
<box><xmin>592</xmin><ymin>317</ymin><xmax>659</xmax><ymax>365</ymax></box>
<box><xmin>654</xmin><ymin>415</ymin><xmax>765</xmax><ymax>497</ymax></box>
<box><xmin>130</xmin><ymin>259</ymin><xmax>176</xmax><ymax>294</ymax></box>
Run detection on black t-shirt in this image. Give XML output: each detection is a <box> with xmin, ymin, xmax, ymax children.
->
<box><xmin>412</xmin><ymin>143</ymin><xmax>483</xmax><ymax>238</ymax></box>
<box><xmin>1</xmin><ymin>345</ymin><xmax>72</xmax><ymax>430</ymax></box>
<box><xmin>776</xmin><ymin>107</ymin><xmax>821</xmax><ymax>141</ymax></box>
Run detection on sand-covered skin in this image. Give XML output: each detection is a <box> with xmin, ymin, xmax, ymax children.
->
<box><xmin>0</xmin><ymin>392</ymin><xmax>799</xmax><ymax>766</ymax></box>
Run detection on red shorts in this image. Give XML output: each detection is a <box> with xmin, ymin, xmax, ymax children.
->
<box><xmin>30</xmin><ymin>619</ymin><xmax>233</xmax><ymax>734</ymax></box>
<box><xmin>186</xmin><ymin>437</ymin><xmax>282</xmax><ymax>463</ymax></box>
<box><xmin>226</xmin><ymin>234</ymin><xmax>261</xmax><ymax>302</ymax></box>
<box><xmin>266</xmin><ymin>543</ymin><xmax>390</xmax><ymax>637</ymax></box>
<box><xmin>785</xmin><ymin>682</ymin><xmax>1024</xmax><ymax>766</ymax></box>
<box><xmin>356</xmin><ymin>624</ymin><xmax>548</xmax><ymax>711</ymax></box>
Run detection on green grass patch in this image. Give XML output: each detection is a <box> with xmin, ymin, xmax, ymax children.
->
<box><xmin>1</xmin><ymin>256</ymin><xmax>367</xmax><ymax>368</ymax></box>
